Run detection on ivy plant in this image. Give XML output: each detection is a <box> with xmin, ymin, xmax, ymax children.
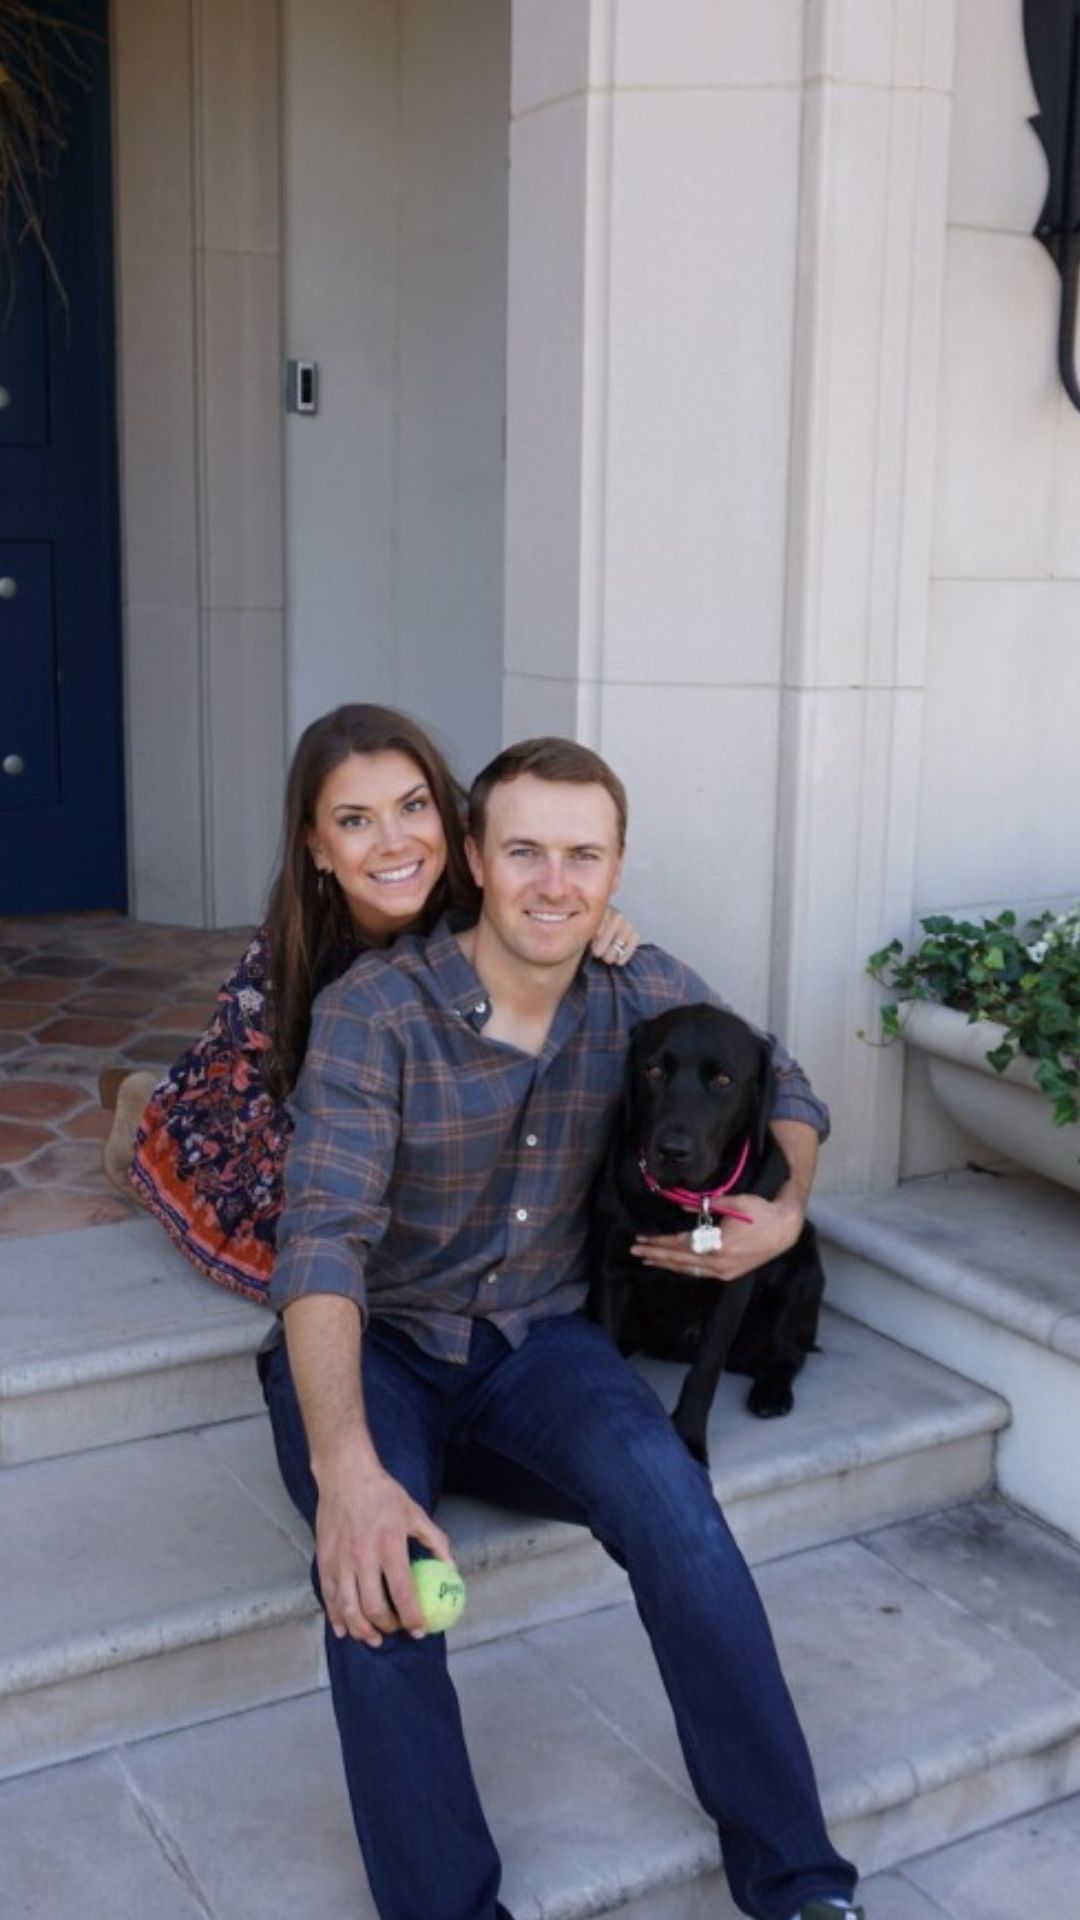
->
<box><xmin>867</xmin><ymin>908</ymin><xmax>1080</xmax><ymax>1129</ymax></box>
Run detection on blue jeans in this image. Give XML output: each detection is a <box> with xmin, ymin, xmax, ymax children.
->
<box><xmin>260</xmin><ymin>1313</ymin><xmax>856</xmax><ymax>1920</ymax></box>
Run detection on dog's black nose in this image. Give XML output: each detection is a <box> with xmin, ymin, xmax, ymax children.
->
<box><xmin>655</xmin><ymin>1133</ymin><xmax>693</xmax><ymax>1166</ymax></box>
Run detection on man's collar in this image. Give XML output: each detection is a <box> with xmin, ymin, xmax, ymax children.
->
<box><xmin>422</xmin><ymin>916</ymin><xmax>493</xmax><ymax>1029</ymax></box>
<box><xmin>424</xmin><ymin>913</ymin><xmax>589</xmax><ymax>1038</ymax></box>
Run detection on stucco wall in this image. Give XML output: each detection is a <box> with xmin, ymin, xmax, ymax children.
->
<box><xmin>282</xmin><ymin>0</ymin><xmax>399</xmax><ymax>731</ymax></box>
<box><xmin>503</xmin><ymin>1</ymin><xmax>806</xmax><ymax>1024</ymax></box>
<box><xmin>113</xmin><ymin>0</ymin><xmax>285</xmax><ymax>928</ymax></box>
<box><xmin>918</xmin><ymin>0</ymin><xmax>1080</xmax><ymax>915</ymax></box>
<box><xmin>282</xmin><ymin>0</ymin><xmax>508</xmax><ymax>782</ymax></box>
<box><xmin>896</xmin><ymin>0</ymin><xmax>1080</xmax><ymax>1181</ymax></box>
<box><xmin>502</xmin><ymin>1</ymin><xmax>956</xmax><ymax>1195</ymax></box>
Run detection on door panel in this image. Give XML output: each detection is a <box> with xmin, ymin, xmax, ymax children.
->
<box><xmin>0</xmin><ymin>244</ymin><xmax>49</xmax><ymax>448</ymax></box>
<box><xmin>0</xmin><ymin>544</ymin><xmax>59</xmax><ymax>809</ymax></box>
<box><xmin>0</xmin><ymin>0</ymin><xmax>125</xmax><ymax>912</ymax></box>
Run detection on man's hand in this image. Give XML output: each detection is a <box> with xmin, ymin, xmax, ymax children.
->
<box><xmin>315</xmin><ymin>1446</ymin><xmax>453</xmax><ymax>1647</ymax></box>
<box><xmin>283</xmin><ymin>1295</ymin><xmax>453</xmax><ymax>1647</ymax></box>
<box><xmin>630</xmin><ymin>1191</ymin><xmax>804</xmax><ymax>1286</ymax></box>
<box><xmin>630</xmin><ymin>1119</ymin><xmax>818</xmax><ymax>1284</ymax></box>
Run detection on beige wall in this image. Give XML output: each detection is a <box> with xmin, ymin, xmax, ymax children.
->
<box><xmin>503</xmin><ymin>0</ymin><xmax>1080</xmax><ymax>1192</ymax></box>
<box><xmin>112</xmin><ymin>0</ymin><xmax>285</xmax><ymax>927</ymax></box>
<box><xmin>504</xmin><ymin>0</ymin><xmax>806</xmax><ymax>1022</ymax></box>
<box><xmin>896</xmin><ymin>0</ymin><xmax>1080</xmax><ymax>1179</ymax></box>
<box><xmin>112</xmin><ymin>0</ymin><xmax>1076</xmax><ymax>1210</ymax></box>
<box><xmin>282</xmin><ymin>0</ymin><xmax>508</xmax><ymax>782</ymax></box>
<box><xmin>396</xmin><ymin>0</ymin><xmax>509</xmax><ymax>769</ymax></box>
<box><xmin>503</xmin><ymin>0</ymin><xmax>955</xmax><ymax>1194</ymax></box>
<box><xmin>113</xmin><ymin>0</ymin><xmax>508</xmax><ymax>923</ymax></box>
<box><xmin>281</xmin><ymin>0</ymin><xmax>399</xmax><ymax>731</ymax></box>
<box><xmin>916</xmin><ymin>0</ymin><xmax>1080</xmax><ymax>916</ymax></box>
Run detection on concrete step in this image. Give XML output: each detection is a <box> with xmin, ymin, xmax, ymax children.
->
<box><xmin>4</xmin><ymin>1497</ymin><xmax>1080</xmax><ymax>1918</ymax></box>
<box><xmin>0</xmin><ymin>1206</ymin><xmax>1010</xmax><ymax>1488</ymax></box>
<box><xmin>816</xmin><ymin>1168</ymin><xmax>1080</xmax><ymax>1545</ymax></box>
<box><xmin>857</xmin><ymin>1789</ymin><xmax>1080</xmax><ymax>1920</ymax></box>
<box><xmin>0</xmin><ymin>1218</ymin><xmax>274</xmax><ymax>1466</ymax></box>
<box><xmin>0</xmin><ymin>1310</ymin><xmax>1006</xmax><ymax>1778</ymax></box>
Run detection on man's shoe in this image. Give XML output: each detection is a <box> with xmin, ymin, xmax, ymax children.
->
<box><xmin>797</xmin><ymin>1903</ymin><xmax>865</xmax><ymax>1920</ymax></box>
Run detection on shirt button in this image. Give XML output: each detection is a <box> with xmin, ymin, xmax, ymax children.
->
<box><xmin>515</xmin><ymin>1207</ymin><xmax>528</xmax><ymax>1222</ymax></box>
<box><xmin>487</xmin><ymin>1273</ymin><xmax>498</xmax><ymax>1286</ymax></box>
<box><xmin>474</xmin><ymin>1001</ymin><xmax>487</xmax><ymax>1014</ymax></box>
<box><xmin>525</xmin><ymin>1134</ymin><xmax>538</xmax><ymax>1147</ymax></box>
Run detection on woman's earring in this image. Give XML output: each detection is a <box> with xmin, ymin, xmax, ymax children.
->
<box><xmin>316</xmin><ymin>868</ymin><xmax>328</xmax><ymax>899</ymax></box>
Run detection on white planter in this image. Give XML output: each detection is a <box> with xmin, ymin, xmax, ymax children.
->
<box><xmin>902</xmin><ymin>1001</ymin><xmax>1080</xmax><ymax>1195</ymax></box>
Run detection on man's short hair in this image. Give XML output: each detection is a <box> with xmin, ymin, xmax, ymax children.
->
<box><xmin>468</xmin><ymin>738</ymin><xmax>629</xmax><ymax>850</ymax></box>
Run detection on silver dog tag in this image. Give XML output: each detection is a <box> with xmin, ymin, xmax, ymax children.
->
<box><xmin>690</xmin><ymin>1204</ymin><xmax>723</xmax><ymax>1256</ymax></box>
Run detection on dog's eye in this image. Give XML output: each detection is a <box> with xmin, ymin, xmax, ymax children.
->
<box><xmin>643</xmin><ymin>1063</ymin><xmax>664</xmax><ymax>1082</ymax></box>
<box><xmin>708</xmin><ymin>1072</ymin><xmax>732</xmax><ymax>1090</ymax></box>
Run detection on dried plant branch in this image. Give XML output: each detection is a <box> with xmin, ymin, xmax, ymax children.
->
<box><xmin>0</xmin><ymin>4</ymin><xmax>98</xmax><ymax>310</ymax></box>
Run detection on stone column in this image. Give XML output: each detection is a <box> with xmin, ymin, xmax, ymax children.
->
<box><xmin>504</xmin><ymin>1</ymin><xmax>957</xmax><ymax>1187</ymax></box>
<box><xmin>772</xmin><ymin>1</ymin><xmax>956</xmax><ymax>1189</ymax></box>
<box><xmin>113</xmin><ymin>0</ymin><xmax>285</xmax><ymax>925</ymax></box>
<box><xmin>504</xmin><ymin>1</ymin><xmax>807</xmax><ymax>1022</ymax></box>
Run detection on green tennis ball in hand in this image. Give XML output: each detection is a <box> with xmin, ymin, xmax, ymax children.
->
<box><xmin>411</xmin><ymin>1557</ymin><xmax>467</xmax><ymax>1633</ymax></box>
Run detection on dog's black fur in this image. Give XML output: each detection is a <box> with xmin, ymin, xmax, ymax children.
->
<box><xmin>589</xmin><ymin>1004</ymin><xmax>825</xmax><ymax>1466</ymax></box>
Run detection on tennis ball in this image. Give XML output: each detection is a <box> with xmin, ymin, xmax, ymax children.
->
<box><xmin>411</xmin><ymin>1557</ymin><xmax>467</xmax><ymax>1633</ymax></box>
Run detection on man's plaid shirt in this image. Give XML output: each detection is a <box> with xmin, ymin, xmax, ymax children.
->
<box><xmin>271</xmin><ymin>918</ymin><xmax>829</xmax><ymax>1362</ymax></box>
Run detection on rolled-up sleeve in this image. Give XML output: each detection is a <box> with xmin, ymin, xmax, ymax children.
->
<box><xmin>270</xmin><ymin>996</ymin><xmax>402</xmax><ymax>1317</ymax></box>
<box><xmin>767</xmin><ymin>1036</ymin><xmax>830</xmax><ymax>1140</ymax></box>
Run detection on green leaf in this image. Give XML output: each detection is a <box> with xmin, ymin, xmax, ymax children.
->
<box><xmin>1035</xmin><ymin>1057</ymin><xmax>1078</xmax><ymax>1099</ymax></box>
<box><xmin>866</xmin><ymin>941</ymin><xmax>902</xmax><ymax>977</ymax></box>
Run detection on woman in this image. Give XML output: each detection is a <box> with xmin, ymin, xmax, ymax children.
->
<box><xmin>105</xmin><ymin>704</ymin><xmax>637</xmax><ymax>1304</ymax></box>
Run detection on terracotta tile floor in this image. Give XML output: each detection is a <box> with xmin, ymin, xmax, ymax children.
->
<box><xmin>0</xmin><ymin>913</ymin><xmax>253</xmax><ymax>1240</ymax></box>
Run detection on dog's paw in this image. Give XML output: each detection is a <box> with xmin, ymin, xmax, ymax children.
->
<box><xmin>747</xmin><ymin>1376</ymin><xmax>794</xmax><ymax>1419</ymax></box>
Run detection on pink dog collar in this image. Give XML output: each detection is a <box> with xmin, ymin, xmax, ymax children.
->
<box><xmin>637</xmin><ymin>1136</ymin><xmax>755</xmax><ymax>1235</ymax></box>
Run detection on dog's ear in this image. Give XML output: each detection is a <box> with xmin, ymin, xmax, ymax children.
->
<box><xmin>754</xmin><ymin>1041</ymin><xmax>777</xmax><ymax>1161</ymax></box>
<box><xmin>619</xmin><ymin>1019</ymin><xmax>647</xmax><ymax>1129</ymax></box>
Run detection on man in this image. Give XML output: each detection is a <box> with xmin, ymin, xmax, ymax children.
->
<box><xmin>262</xmin><ymin>738</ymin><xmax>864</xmax><ymax>1920</ymax></box>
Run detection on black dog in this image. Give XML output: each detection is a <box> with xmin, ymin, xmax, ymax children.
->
<box><xmin>589</xmin><ymin>1004</ymin><xmax>825</xmax><ymax>1466</ymax></box>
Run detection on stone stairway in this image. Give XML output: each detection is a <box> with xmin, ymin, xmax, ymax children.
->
<box><xmin>5</xmin><ymin>1209</ymin><xmax>1080</xmax><ymax>1917</ymax></box>
<box><xmin>817</xmin><ymin>1167</ymin><xmax>1080</xmax><ymax>1545</ymax></box>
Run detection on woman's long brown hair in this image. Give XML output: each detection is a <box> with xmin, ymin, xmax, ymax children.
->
<box><xmin>263</xmin><ymin>704</ymin><xmax>478</xmax><ymax>1099</ymax></box>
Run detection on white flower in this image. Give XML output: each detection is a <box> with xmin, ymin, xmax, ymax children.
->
<box><xmin>1038</xmin><ymin>911</ymin><xmax>1080</xmax><ymax>954</ymax></box>
<box><xmin>1026</xmin><ymin>939</ymin><xmax>1049</xmax><ymax>965</ymax></box>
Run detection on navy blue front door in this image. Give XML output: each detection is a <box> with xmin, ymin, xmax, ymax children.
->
<box><xmin>0</xmin><ymin>0</ymin><xmax>125</xmax><ymax>912</ymax></box>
